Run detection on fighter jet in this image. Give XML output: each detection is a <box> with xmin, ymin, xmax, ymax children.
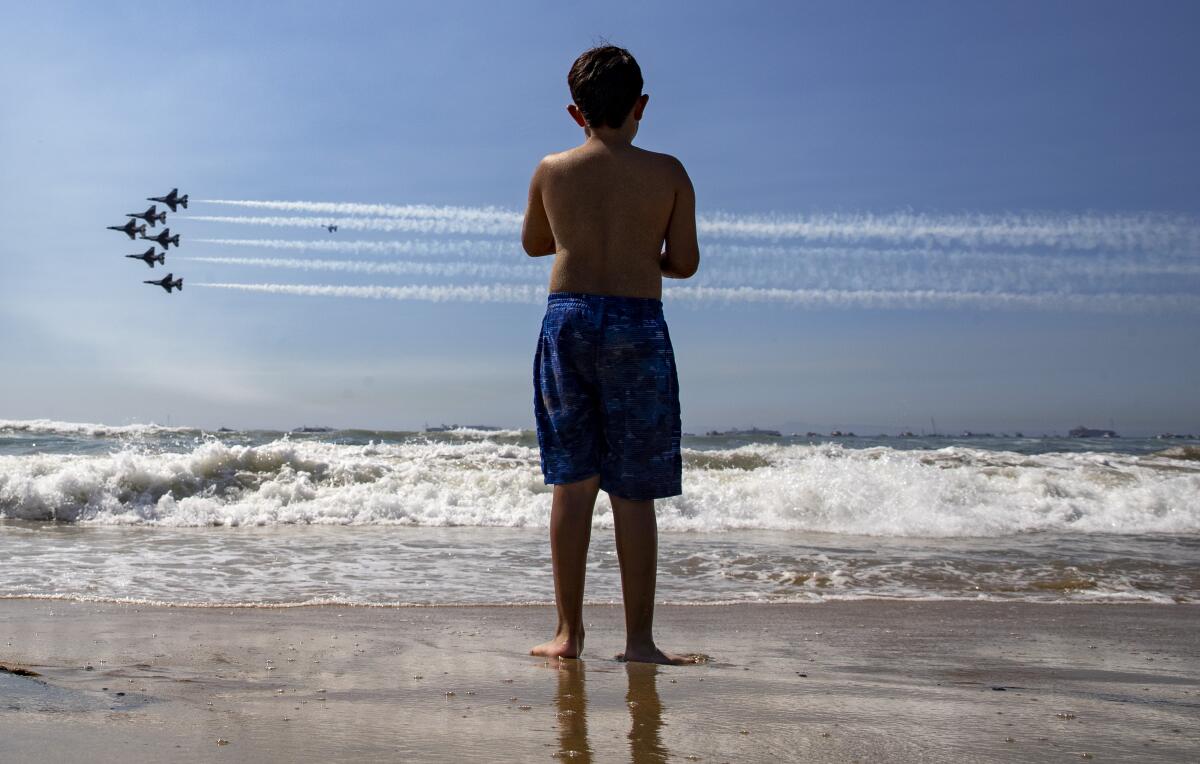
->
<box><xmin>326</xmin><ymin>224</ymin><xmax>338</xmax><ymax>233</ymax></box>
<box><xmin>139</xmin><ymin>227</ymin><xmax>180</xmax><ymax>250</ymax></box>
<box><xmin>108</xmin><ymin>219</ymin><xmax>147</xmax><ymax>240</ymax></box>
<box><xmin>126</xmin><ymin>204</ymin><xmax>167</xmax><ymax>228</ymax></box>
<box><xmin>144</xmin><ymin>273</ymin><xmax>183</xmax><ymax>294</ymax></box>
<box><xmin>125</xmin><ymin>247</ymin><xmax>165</xmax><ymax>268</ymax></box>
<box><xmin>146</xmin><ymin>188</ymin><xmax>189</xmax><ymax>212</ymax></box>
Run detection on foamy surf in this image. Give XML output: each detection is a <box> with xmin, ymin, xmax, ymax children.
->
<box><xmin>1</xmin><ymin>438</ymin><xmax>1197</xmax><ymax>535</ymax></box>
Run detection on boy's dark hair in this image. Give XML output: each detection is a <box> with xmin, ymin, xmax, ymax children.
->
<box><xmin>567</xmin><ymin>46</ymin><xmax>643</xmax><ymax>129</ymax></box>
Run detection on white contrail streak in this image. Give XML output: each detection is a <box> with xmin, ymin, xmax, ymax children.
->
<box><xmin>183</xmin><ymin>215</ymin><xmax>517</xmax><ymax>236</ymax></box>
<box><xmin>691</xmin><ymin>252</ymin><xmax>1200</xmax><ymax>293</ymax></box>
<box><xmin>187</xmin><ymin>200</ymin><xmax>1200</xmax><ymax>250</ymax></box>
<box><xmin>193</xmin><ymin>281</ymin><xmax>1200</xmax><ymax>313</ymax></box>
<box><xmin>193</xmin><ymin>282</ymin><xmax>543</xmax><ymax>304</ymax></box>
<box><xmin>178</xmin><ymin>253</ymin><xmax>1196</xmax><ymax>295</ymax></box>
<box><xmin>194</xmin><ymin>237</ymin><xmax>1200</xmax><ymax>273</ymax></box>
<box><xmin>197</xmin><ymin>199</ymin><xmax>523</xmax><ymax>226</ymax></box>
<box><xmin>179</xmin><ymin>256</ymin><xmax>545</xmax><ymax>280</ymax></box>
<box><xmin>194</xmin><ymin>238</ymin><xmax>521</xmax><ymax>258</ymax></box>
<box><xmin>694</xmin><ymin>211</ymin><xmax>1200</xmax><ymax>251</ymax></box>
<box><xmin>188</xmin><ymin>238</ymin><xmax>1200</xmax><ymax>294</ymax></box>
<box><xmin>666</xmin><ymin>286</ymin><xmax>1200</xmax><ymax>313</ymax></box>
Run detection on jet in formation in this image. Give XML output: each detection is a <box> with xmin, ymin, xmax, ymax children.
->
<box><xmin>326</xmin><ymin>223</ymin><xmax>338</xmax><ymax>233</ymax></box>
<box><xmin>144</xmin><ymin>273</ymin><xmax>183</xmax><ymax>294</ymax></box>
<box><xmin>125</xmin><ymin>247</ymin><xmax>165</xmax><ymax>268</ymax></box>
<box><xmin>108</xmin><ymin>219</ymin><xmax>148</xmax><ymax>240</ymax></box>
<box><xmin>147</xmin><ymin>188</ymin><xmax>189</xmax><ymax>213</ymax></box>
<box><xmin>126</xmin><ymin>204</ymin><xmax>167</xmax><ymax>228</ymax></box>
<box><xmin>140</xmin><ymin>227</ymin><xmax>180</xmax><ymax>250</ymax></box>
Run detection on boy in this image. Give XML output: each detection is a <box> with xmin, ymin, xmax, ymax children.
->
<box><xmin>522</xmin><ymin>45</ymin><xmax>700</xmax><ymax>664</ymax></box>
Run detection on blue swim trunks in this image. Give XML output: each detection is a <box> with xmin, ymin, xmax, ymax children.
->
<box><xmin>533</xmin><ymin>292</ymin><xmax>682</xmax><ymax>501</ymax></box>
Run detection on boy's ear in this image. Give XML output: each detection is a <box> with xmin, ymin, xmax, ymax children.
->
<box><xmin>633</xmin><ymin>93</ymin><xmax>649</xmax><ymax>121</ymax></box>
<box><xmin>567</xmin><ymin>104</ymin><xmax>589</xmax><ymax>128</ymax></box>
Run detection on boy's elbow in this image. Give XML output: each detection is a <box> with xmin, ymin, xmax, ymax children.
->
<box><xmin>665</xmin><ymin>249</ymin><xmax>700</xmax><ymax>278</ymax></box>
<box><xmin>522</xmin><ymin>235</ymin><xmax>555</xmax><ymax>257</ymax></box>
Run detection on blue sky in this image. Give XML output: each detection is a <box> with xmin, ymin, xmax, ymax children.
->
<box><xmin>1</xmin><ymin>1</ymin><xmax>1198</xmax><ymax>434</ymax></box>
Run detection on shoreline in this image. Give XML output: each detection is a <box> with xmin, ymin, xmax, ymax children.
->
<box><xmin>0</xmin><ymin>593</ymin><xmax>1193</xmax><ymax>608</ymax></box>
<box><xmin>2</xmin><ymin>600</ymin><xmax>1197</xmax><ymax>762</ymax></box>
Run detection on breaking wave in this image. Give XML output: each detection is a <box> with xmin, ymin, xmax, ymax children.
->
<box><xmin>0</xmin><ymin>418</ymin><xmax>198</xmax><ymax>437</ymax></box>
<box><xmin>1</xmin><ymin>438</ymin><xmax>1197</xmax><ymax>535</ymax></box>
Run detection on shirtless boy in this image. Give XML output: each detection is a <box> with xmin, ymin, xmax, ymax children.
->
<box><xmin>522</xmin><ymin>45</ymin><xmax>700</xmax><ymax>664</ymax></box>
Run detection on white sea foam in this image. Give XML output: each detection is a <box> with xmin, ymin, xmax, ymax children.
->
<box><xmin>0</xmin><ymin>418</ymin><xmax>195</xmax><ymax>437</ymax></box>
<box><xmin>2</xmin><ymin>440</ymin><xmax>1196</xmax><ymax>535</ymax></box>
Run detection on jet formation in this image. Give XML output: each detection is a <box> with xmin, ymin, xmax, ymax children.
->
<box><xmin>326</xmin><ymin>223</ymin><xmax>338</xmax><ymax>233</ymax></box>
<box><xmin>108</xmin><ymin>188</ymin><xmax>187</xmax><ymax>292</ymax></box>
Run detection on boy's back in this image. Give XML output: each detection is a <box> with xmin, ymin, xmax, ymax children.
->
<box><xmin>532</xmin><ymin>143</ymin><xmax>693</xmax><ymax>299</ymax></box>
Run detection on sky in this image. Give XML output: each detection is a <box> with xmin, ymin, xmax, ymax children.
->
<box><xmin>1</xmin><ymin>1</ymin><xmax>1198</xmax><ymax>435</ymax></box>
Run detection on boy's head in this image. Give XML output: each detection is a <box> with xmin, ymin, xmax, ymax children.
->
<box><xmin>567</xmin><ymin>46</ymin><xmax>644</xmax><ymax>130</ymax></box>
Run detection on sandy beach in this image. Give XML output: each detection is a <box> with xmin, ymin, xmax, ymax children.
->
<box><xmin>1</xmin><ymin>600</ymin><xmax>1197</xmax><ymax>762</ymax></box>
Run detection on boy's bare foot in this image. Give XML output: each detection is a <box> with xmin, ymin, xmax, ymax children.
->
<box><xmin>616</xmin><ymin>644</ymin><xmax>697</xmax><ymax>665</ymax></box>
<box><xmin>530</xmin><ymin>632</ymin><xmax>584</xmax><ymax>659</ymax></box>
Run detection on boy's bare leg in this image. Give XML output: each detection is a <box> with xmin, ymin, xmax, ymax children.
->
<box><xmin>531</xmin><ymin>475</ymin><xmax>600</xmax><ymax>659</ymax></box>
<box><xmin>611</xmin><ymin>496</ymin><xmax>689</xmax><ymax>664</ymax></box>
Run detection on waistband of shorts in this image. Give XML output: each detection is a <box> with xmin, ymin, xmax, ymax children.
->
<box><xmin>547</xmin><ymin>291</ymin><xmax>663</xmax><ymax>311</ymax></box>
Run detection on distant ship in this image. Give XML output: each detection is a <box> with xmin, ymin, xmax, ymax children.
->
<box><xmin>704</xmin><ymin>427</ymin><xmax>782</xmax><ymax>437</ymax></box>
<box><xmin>1068</xmin><ymin>426</ymin><xmax>1119</xmax><ymax>438</ymax></box>
<box><xmin>292</xmin><ymin>426</ymin><xmax>335</xmax><ymax>433</ymax></box>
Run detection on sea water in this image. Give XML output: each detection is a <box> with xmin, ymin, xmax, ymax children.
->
<box><xmin>1</xmin><ymin>419</ymin><xmax>1197</xmax><ymax>606</ymax></box>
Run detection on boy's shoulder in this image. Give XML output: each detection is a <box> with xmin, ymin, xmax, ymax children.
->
<box><xmin>537</xmin><ymin>145</ymin><xmax>687</xmax><ymax>176</ymax></box>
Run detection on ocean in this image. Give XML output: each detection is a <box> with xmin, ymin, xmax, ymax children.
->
<box><xmin>1</xmin><ymin>419</ymin><xmax>1197</xmax><ymax>608</ymax></box>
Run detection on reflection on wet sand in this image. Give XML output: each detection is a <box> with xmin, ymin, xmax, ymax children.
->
<box><xmin>552</xmin><ymin>661</ymin><xmax>671</xmax><ymax>763</ymax></box>
<box><xmin>625</xmin><ymin>663</ymin><xmax>669</xmax><ymax>763</ymax></box>
<box><xmin>554</xmin><ymin>661</ymin><xmax>592</xmax><ymax>762</ymax></box>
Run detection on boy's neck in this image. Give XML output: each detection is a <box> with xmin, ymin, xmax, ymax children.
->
<box><xmin>582</xmin><ymin>124</ymin><xmax>637</xmax><ymax>147</ymax></box>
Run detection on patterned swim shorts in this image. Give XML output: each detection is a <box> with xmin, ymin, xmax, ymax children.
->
<box><xmin>533</xmin><ymin>292</ymin><xmax>682</xmax><ymax>501</ymax></box>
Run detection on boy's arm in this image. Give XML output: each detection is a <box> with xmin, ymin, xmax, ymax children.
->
<box><xmin>661</xmin><ymin>161</ymin><xmax>700</xmax><ymax>279</ymax></box>
<box><xmin>522</xmin><ymin>161</ymin><xmax>556</xmax><ymax>257</ymax></box>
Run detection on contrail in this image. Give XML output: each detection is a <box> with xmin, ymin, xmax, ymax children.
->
<box><xmin>193</xmin><ymin>282</ymin><xmax>544</xmax><ymax>304</ymax></box>
<box><xmin>195</xmin><ymin>237</ymin><xmax>1200</xmax><ymax>274</ymax></box>
<box><xmin>194</xmin><ymin>238</ymin><xmax>521</xmax><ymax>258</ymax></box>
<box><xmin>180</xmin><ymin>253</ymin><xmax>1200</xmax><ymax>295</ymax></box>
<box><xmin>179</xmin><ymin>253</ymin><xmax>1195</xmax><ymax>295</ymax></box>
<box><xmin>692</xmin><ymin>251</ymin><xmax>1200</xmax><ymax>293</ymax></box>
<box><xmin>197</xmin><ymin>199</ymin><xmax>523</xmax><ymax>226</ymax></box>
<box><xmin>193</xmin><ymin>281</ymin><xmax>1200</xmax><ymax>313</ymax></box>
<box><xmin>186</xmin><ymin>200</ymin><xmax>1200</xmax><ymax>250</ymax></box>
<box><xmin>695</xmin><ymin>211</ymin><xmax>1200</xmax><ymax>251</ymax></box>
<box><xmin>188</xmin><ymin>238</ymin><xmax>1200</xmax><ymax>294</ymax></box>
<box><xmin>179</xmin><ymin>256</ymin><xmax>545</xmax><ymax>281</ymax></box>
<box><xmin>183</xmin><ymin>215</ymin><xmax>517</xmax><ymax>236</ymax></box>
<box><xmin>667</xmin><ymin>286</ymin><xmax>1200</xmax><ymax>313</ymax></box>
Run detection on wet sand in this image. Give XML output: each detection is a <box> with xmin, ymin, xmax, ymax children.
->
<box><xmin>1</xmin><ymin>600</ymin><xmax>1198</xmax><ymax>762</ymax></box>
